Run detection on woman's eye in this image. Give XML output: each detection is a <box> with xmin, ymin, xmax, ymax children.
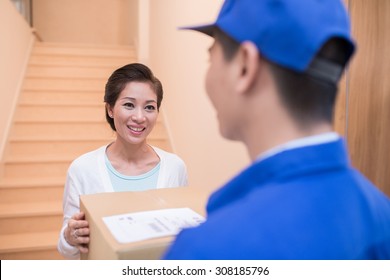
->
<box><xmin>123</xmin><ymin>103</ymin><xmax>134</xmax><ymax>108</ymax></box>
<box><xmin>145</xmin><ymin>105</ymin><xmax>156</xmax><ymax>111</ymax></box>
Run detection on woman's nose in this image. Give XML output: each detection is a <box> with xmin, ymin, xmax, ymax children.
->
<box><xmin>131</xmin><ymin>109</ymin><xmax>146</xmax><ymax>123</ymax></box>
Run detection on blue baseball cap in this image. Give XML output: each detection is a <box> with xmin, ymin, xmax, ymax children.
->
<box><xmin>181</xmin><ymin>0</ymin><xmax>355</xmax><ymax>83</ymax></box>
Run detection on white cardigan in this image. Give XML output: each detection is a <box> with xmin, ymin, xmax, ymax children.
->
<box><xmin>57</xmin><ymin>145</ymin><xmax>188</xmax><ymax>259</ymax></box>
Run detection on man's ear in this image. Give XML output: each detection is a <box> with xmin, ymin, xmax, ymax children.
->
<box><xmin>235</xmin><ymin>41</ymin><xmax>260</xmax><ymax>95</ymax></box>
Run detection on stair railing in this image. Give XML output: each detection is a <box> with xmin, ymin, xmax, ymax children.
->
<box><xmin>10</xmin><ymin>0</ymin><xmax>33</xmax><ymax>27</ymax></box>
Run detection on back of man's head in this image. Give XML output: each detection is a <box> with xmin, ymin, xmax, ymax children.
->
<box><xmin>182</xmin><ymin>0</ymin><xmax>355</xmax><ymax>126</ymax></box>
<box><xmin>267</xmin><ymin>37</ymin><xmax>352</xmax><ymax>126</ymax></box>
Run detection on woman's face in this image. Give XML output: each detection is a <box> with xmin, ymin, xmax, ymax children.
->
<box><xmin>107</xmin><ymin>81</ymin><xmax>159</xmax><ymax>146</ymax></box>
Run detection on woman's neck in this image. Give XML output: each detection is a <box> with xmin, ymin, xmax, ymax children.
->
<box><xmin>106</xmin><ymin>139</ymin><xmax>160</xmax><ymax>176</ymax></box>
<box><xmin>107</xmin><ymin>139</ymin><xmax>151</xmax><ymax>163</ymax></box>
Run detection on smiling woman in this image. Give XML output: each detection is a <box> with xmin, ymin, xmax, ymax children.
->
<box><xmin>57</xmin><ymin>63</ymin><xmax>188</xmax><ymax>259</ymax></box>
<box><xmin>107</xmin><ymin>82</ymin><xmax>159</xmax><ymax>153</ymax></box>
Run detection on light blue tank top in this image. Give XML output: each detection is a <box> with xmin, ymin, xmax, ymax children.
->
<box><xmin>105</xmin><ymin>153</ymin><xmax>160</xmax><ymax>192</ymax></box>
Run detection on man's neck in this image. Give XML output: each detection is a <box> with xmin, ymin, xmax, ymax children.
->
<box><xmin>245</xmin><ymin>121</ymin><xmax>333</xmax><ymax>161</ymax></box>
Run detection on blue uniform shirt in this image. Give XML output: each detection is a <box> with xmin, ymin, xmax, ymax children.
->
<box><xmin>164</xmin><ymin>139</ymin><xmax>390</xmax><ymax>259</ymax></box>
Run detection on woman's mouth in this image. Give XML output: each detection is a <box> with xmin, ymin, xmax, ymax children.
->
<box><xmin>128</xmin><ymin>125</ymin><xmax>146</xmax><ymax>134</ymax></box>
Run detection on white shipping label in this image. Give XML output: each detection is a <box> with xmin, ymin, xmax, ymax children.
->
<box><xmin>102</xmin><ymin>207</ymin><xmax>205</xmax><ymax>243</ymax></box>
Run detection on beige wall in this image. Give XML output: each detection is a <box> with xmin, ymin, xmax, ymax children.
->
<box><xmin>0</xmin><ymin>0</ymin><xmax>34</xmax><ymax>164</ymax></box>
<box><xmin>148</xmin><ymin>0</ymin><xmax>250</xmax><ymax>190</ymax></box>
<box><xmin>33</xmin><ymin>0</ymin><xmax>138</xmax><ymax>45</ymax></box>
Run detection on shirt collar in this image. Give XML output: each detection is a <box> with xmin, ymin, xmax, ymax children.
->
<box><xmin>256</xmin><ymin>132</ymin><xmax>340</xmax><ymax>163</ymax></box>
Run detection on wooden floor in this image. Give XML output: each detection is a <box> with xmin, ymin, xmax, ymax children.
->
<box><xmin>0</xmin><ymin>42</ymin><xmax>172</xmax><ymax>259</ymax></box>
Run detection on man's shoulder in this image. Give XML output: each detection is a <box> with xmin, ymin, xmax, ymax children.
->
<box><xmin>165</xmin><ymin>163</ymin><xmax>390</xmax><ymax>259</ymax></box>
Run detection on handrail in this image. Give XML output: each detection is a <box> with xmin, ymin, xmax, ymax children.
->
<box><xmin>10</xmin><ymin>0</ymin><xmax>33</xmax><ymax>27</ymax></box>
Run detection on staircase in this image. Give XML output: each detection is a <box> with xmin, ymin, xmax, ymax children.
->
<box><xmin>0</xmin><ymin>42</ymin><xmax>172</xmax><ymax>259</ymax></box>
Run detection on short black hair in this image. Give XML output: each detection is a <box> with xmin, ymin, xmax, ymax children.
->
<box><xmin>267</xmin><ymin>38</ymin><xmax>351</xmax><ymax>126</ymax></box>
<box><xmin>213</xmin><ymin>28</ymin><xmax>351</xmax><ymax>126</ymax></box>
<box><xmin>213</xmin><ymin>27</ymin><xmax>240</xmax><ymax>61</ymax></box>
<box><xmin>104</xmin><ymin>63</ymin><xmax>163</xmax><ymax>131</ymax></box>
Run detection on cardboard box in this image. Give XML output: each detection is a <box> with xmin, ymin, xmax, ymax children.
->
<box><xmin>80</xmin><ymin>187</ymin><xmax>212</xmax><ymax>260</ymax></box>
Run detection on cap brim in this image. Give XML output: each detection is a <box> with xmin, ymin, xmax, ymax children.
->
<box><xmin>179</xmin><ymin>24</ymin><xmax>217</xmax><ymax>37</ymax></box>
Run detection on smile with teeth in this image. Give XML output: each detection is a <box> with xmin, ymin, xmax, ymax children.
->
<box><xmin>128</xmin><ymin>125</ymin><xmax>146</xmax><ymax>132</ymax></box>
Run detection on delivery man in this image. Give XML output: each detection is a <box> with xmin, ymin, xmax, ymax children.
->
<box><xmin>163</xmin><ymin>0</ymin><xmax>390</xmax><ymax>259</ymax></box>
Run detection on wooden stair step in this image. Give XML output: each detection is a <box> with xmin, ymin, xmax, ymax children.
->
<box><xmin>33</xmin><ymin>44</ymin><xmax>135</xmax><ymax>57</ymax></box>
<box><xmin>23</xmin><ymin>78</ymin><xmax>106</xmax><ymax>92</ymax></box>
<box><xmin>0</xmin><ymin>176</ymin><xmax>65</xmax><ymax>188</ymax></box>
<box><xmin>0</xmin><ymin>187</ymin><xmax>63</xmax><ymax>204</ymax></box>
<box><xmin>35</xmin><ymin>41</ymin><xmax>135</xmax><ymax>49</ymax></box>
<box><xmin>27</xmin><ymin>65</ymin><xmax>118</xmax><ymax>79</ymax></box>
<box><xmin>3</xmin><ymin>161</ymin><xmax>70</xmax><ymax>178</ymax></box>
<box><xmin>0</xmin><ymin>215</ymin><xmax>63</xmax><ymax>235</ymax></box>
<box><xmin>20</xmin><ymin>91</ymin><xmax>103</xmax><ymax>105</ymax></box>
<box><xmin>15</xmin><ymin>104</ymin><xmax>106</xmax><ymax>122</ymax></box>
<box><xmin>0</xmin><ymin>231</ymin><xmax>59</xmax><ymax>254</ymax></box>
<box><xmin>0</xmin><ymin>177</ymin><xmax>65</xmax><ymax>204</ymax></box>
<box><xmin>5</xmin><ymin>154</ymin><xmax>80</xmax><ymax>163</ymax></box>
<box><xmin>6</xmin><ymin>140</ymin><xmax>109</xmax><ymax>158</ymax></box>
<box><xmin>0</xmin><ymin>201</ymin><xmax>62</xmax><ymax>218</ymax></box>
<box><xmin>9</xmin><ymin>138</ymin><xmax>114</xmax><ymax>145</ymax></box>
<box><xmin>0</xmin><ymin>248</ymin><xmax>64</xmax><ymax>260</ymax></box>
<box><xmin>0</xmin><ymin>202</ymin><xmax>63</xmax><ymax>235</ymax></box>
<box><xmin>29</xmin><ymin>54</ymin><xmax>135</xmax><ymax>68</ymax></box>
<box><xmin>11</xmin><ymin>122</ymin><xmax>114</xmax><ymax>139</ymax></box>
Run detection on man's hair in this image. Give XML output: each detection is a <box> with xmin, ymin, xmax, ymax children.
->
<box><xmin>104</xmin><ymin>63</ymin><xmax>163</xmax><ymax>131</ymax></box>
<box><xmin>213</xmin><ymin>27</ymin><xmax>351</xmax><ymax>126</ymax></box>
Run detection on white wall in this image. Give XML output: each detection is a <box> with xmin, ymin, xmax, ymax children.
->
<box><xmin>148</xmin><ymin>0</ymin><xmax>250</xmax><ymax>190</ymax></box>
<box><xmin>0</xmin><ymin>0</ymin><xmax>34</xmax><ymax>164</ymax></box>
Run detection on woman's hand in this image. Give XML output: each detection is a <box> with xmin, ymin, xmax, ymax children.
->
<box><xmin>64</xmin><ymin>212</ymin><xmax>90</xmax><ymax>254</ymax></box>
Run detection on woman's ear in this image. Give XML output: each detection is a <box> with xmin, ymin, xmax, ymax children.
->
<box><xmin>235</xmin><ymin>41</ymin><xmax>260</xmax><ymax>95</ymax></box>
<box><xmin>106</xmin><ymin>104</ymin><xmax>113</xmax><ymax>118</ymax></box>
